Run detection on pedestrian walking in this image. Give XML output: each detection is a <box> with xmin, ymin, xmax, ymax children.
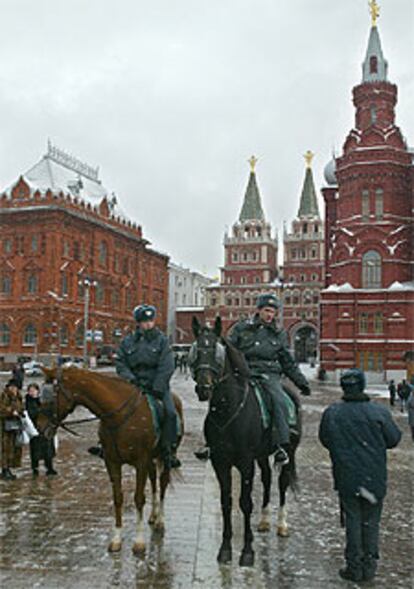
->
<box><xmin>0</xmin><ymin>379</ymin><xmax>24</xmax><ymax>480</ymax></box>
<box><xmin>407</xmin><ymin>389</ymin><xmax>414</xmax><ymax>442</ymax></box>
<box><xmin>319</xmin><ymin>368</ymin><xmax>401</xmax><ymax>583</ymax></box>
<box><xmin>388</xmin><ymin>379</ymin><xmax>396</xmax><ymax>407</ymax></box>
<box><xmin>12</xmin><ymin>361</ymin><xmax>25</xmax><ymax>390</ymax></box>
<box><xmin>25</xmin><ymin>383</ymin><xmax>57</xmax><ymax>477</ymax></box>
<box><xmin>397</xmin><ymin>379</ymin><xmax>411</xmax><ymax>413</ymax></box>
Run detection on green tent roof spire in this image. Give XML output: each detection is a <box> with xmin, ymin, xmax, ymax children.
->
<box><xmin>239</xmin><ymin>155</ymin><xmax>265</xmax><ymax>222</ymax></box>
<box><xmin>297</xmin><ymin>150</ymin><xmax>320</xmax><ymax>218</ymax></box>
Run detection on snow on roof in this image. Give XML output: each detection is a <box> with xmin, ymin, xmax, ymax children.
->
<box><xmin>176</xmin><ymin>306</ymin><xmax>205</xmax><ymax>312</ymax></box>
<box><xmin>323</xmin><ymin>281</ymin><xmax>414</xmax><ymax>293</ymax></box>
<box><xmin>4</xmin><ymin>142</ymin><xmax>127</xmax><ymax>219</ymax></box>
<box><xmin>324</xmin><ymin>282</ymin><xmax>354</xmax><ymax>292</ymax></box>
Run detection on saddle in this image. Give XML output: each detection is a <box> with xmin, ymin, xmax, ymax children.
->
<box><xmin>145</xmin><ymin>394</ymin><xmax>182</xmax><ymax>444</ymax></box>
<box><xmin>250</xmin><ymin>381</ymin><xmax>298</xmax><ymax>430</ymax></box>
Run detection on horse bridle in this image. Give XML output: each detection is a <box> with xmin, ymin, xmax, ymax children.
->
<box><xmin>41</xmin><ymin>367</ymin><xmax>141</xmax><ymax>437</ymax></box>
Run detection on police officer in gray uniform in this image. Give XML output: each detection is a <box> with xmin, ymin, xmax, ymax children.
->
<box><xmin>228</xmin><ymin>293</ymin><xmax>311</xmax><ymax>464</ymax></box>
<box><xmin>319</xmin><ymin>369</ymin><xmax>401</xmax><ymax>582</ymax></box>
<box><xmin>115</xmin><ymin>304</ymin><xmax>180</xmax><ymax>470</ymax></box>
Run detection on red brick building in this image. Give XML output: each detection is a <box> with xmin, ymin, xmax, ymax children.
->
<box><xmin>0</xmin><ymin>143</ymin><xmax>169</xmax><ymax>365</ymax></box>
<box><xmin>205</xmin><ymin>157</ymin><xmax>280</xmax><ymax>333</ymax></box>
<box><xmin>282</xmin><ymin>152</ymin><xmax>324</xmax><ymax>361</ymax></box>
<box><xmin>320</xmin><ymin>17</ymin><xmax>414</xmax><ymax>382</ymax></box>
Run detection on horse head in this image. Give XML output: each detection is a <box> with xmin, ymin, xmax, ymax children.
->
<box><xmin>189</xmin><ymin>316</ymin><xmax>226</xmax><ymax>401</ymax></box>
<box><xmin>36</xmin><ymin>366</ymin><xmax>78</xmax><ymax>439</ymax></box>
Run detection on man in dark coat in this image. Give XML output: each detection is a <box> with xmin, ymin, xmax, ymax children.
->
<box><xmin>319</xmin><ymin>368</ymin><xmax>401</xmax><ymax>582</ymax></box>
<box><xmin>25</xmin><ymin>383</ymin><xmax>57</xmax><ymax>477</ymax></box>
<box><xmin>115</xmin><ymin>304</ymin><xmax>180</xmax><ymax>469</ymax></box>
<box><xmin>12</xmin><ymin>362</ymin><xmax>25</xmax><ymax>390</ymax></box>
<box><xmin>228</xmin><ymin>293</ymin><xmax>310</xmax><ymax>464</ymax></box>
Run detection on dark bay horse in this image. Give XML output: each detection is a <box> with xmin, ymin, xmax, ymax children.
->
<box><xmin>190</xmin><ymin>317</ymin><xmax>301</xmax><ymax>567</ymax></box>
<box><xmin>37</xmin><ymin>366</ymin><xmax>183</xmax><ymax>554</ymax></box>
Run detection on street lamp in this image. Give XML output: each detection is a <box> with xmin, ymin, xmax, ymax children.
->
<box><xmin>47</xmin><ymin>290</ymin><xmax>68</xmax><ymax>358</ymax></box>
<box><xmin>78</xmin><ymin>277</ymin><xmax>97</xmax><ymax>367</ymax></box>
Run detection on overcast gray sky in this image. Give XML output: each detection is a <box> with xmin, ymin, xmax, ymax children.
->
<box><xmin>0</xmin><ymin>0</ymin><xmax>413</xmax><ymax>276</ymax></box>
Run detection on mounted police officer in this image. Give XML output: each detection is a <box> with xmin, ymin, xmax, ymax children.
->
<box><xmin>115</xmin><ymin>304</ymin><xmax>181</xmax><ymax>470</ymax></box>
<box><xmin>319</xmin><ymin>368</ymin><xmax>401</xmax><ymax>582</ymax></box>
<box><xmin>227</xmin><ymin>293</ymin><xmax>311</xmax><ymax>465</ymax></box>
<box><xmin>89</xmin><ymin>305</ymin><xmax>181</xmax><ymax>469</ymax></box>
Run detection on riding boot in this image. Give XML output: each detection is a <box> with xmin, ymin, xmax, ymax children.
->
<box><xmin>273</xmin><ymin>446</ymin><xmax>289</xmax><ymax>466</ymax></box>
<box><xmin>171</xmin><ymin>444</ymin><xmax>182</xmax><ymax>468</ymax></box>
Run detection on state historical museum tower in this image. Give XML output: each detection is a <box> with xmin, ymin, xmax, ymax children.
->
<box><xmin>320</xmin><ymin>3</ymin><xmax>414</xmax><ymax>383</ymax></box>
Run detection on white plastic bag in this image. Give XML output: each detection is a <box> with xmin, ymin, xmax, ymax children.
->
<box><xmin>16</xmin><ymin>430</ymin><xmax>30</xmax><ymax>446</ymax></box>
<box><xmin>21</xmin><ymin>410</ymin><xmax>39</xmax><ymax>439</ymax></box>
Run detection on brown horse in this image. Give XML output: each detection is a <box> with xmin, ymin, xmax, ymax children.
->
<box><xmin>37</xmin><ymin>365</ymin><xmax>183</xmax><ymax>555</ymax></box>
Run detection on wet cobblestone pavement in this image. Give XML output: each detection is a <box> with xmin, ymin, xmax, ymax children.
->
<box><xmin>0</xmin><ymin>372</ymin><xmax>412</xmax><ymax>588</ymax></box>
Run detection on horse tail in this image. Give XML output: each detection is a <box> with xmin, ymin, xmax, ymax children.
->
<box><xmin>288</xmin><ymin>448</ymin><xmax>299</xmax><ymax>498</ymax></box>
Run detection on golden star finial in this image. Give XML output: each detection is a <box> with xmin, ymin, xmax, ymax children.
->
<box><xmin>369</xmin><ymin>0</ymin><xmax>380</xmax><ymax>27</ymax></box>
<box><xmin>248</xmin><ymin>155</ymin><xmax>258</xmax><ymax>172</ymax></box>
<box><xmin>304</xmin><ymin>150</ymin><xmax>314</xmax><ymax>168</ymax></box>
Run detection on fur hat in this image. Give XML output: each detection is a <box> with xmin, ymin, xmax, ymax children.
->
<box><xmin>256</xmin><ymin>293</ymin><xmax>279</xmax><ymax>310</ymax></box>
<box><xmin>340</xmin><ymin>368</ymin><xmax>368</xmax><ymax>399</ymax></box>
<box><xmin>133</xmin><ymin>304</ymin><xmax>157</xmax><ymax>323</ymax></box>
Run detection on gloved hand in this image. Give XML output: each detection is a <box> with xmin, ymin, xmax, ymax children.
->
<box><xmin>300</xmin><ymin>384</ymin><xmax>311</xmax><ymax>396</ymax></box>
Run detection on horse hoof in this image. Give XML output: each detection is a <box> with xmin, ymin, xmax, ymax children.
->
<box><xmin>277</xmin><ymin>526</ymin><xmax>289</xmax><ymax>537</ymax></box>
<box><xmin>153</xmin><ymin>520</ymin><xmax>165</xmax><ymax>534</ymax></box>
<box><xmin>108</xmin><ymin>541</ymin><xmax>122</xmax><ymax>553</ymax></box>
<box><xmin>217</xmin><ymin>547</ymin><xmax>232</xmax><ymax>564</ymax></box>
<box><xmin>132</xmin><ymin>542</ymin><xmax>146</xmax><ymax>556</ymax></box>
<box><xmin>257</xmin><ymin>521</ymin><xmax>271</xmax><ymax>533</ymax></box>
<box><xmin>239</xmin><ymin>551</ymin><xmax>255</xmax><ymax>567</ymax></box>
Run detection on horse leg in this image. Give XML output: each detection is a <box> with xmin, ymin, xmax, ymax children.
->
<box><xmin>212</xmin><ymin>460</ymin><xmax>233</xmax><ymax>564</ymax></box>
<box><xmin>132</xmin><ymin>460</ymin><xmax>149</xmax><ymax>555</ymax></box>
<box><xmin>107</xmin><ymin>463</ymin><xmax>123</xmax><ymax>552</ymax></box>
<box><xmin>148</xmin><ymin>460</ymin><xmax>159</xmax><ymax>525</ymax></box>
<box><xmin>257</xmin><ymin>456</ymin><xmax>272</xmax><ymax>533</ymax></box>
<box><xmin>277</xmin><ymin>463</ymin><xmax>290</xmax><ymax>537</ymax></box>
<box><xmin>154</xmin><ymin>462</ymin><xmax>170</xmax><ymax>532</ymax></box>
<box><xmin>238</xmin><ymin>459</ymin><xmax>255</xmax><ymax>567</ymax></box>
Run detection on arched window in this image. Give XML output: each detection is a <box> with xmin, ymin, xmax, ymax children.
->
<box><xmin>284</xmin><ymin>290</ymin><xmax>292</xmax><ymax>306</ymax></box>
<box><xmin>0</xmin><ymin>275</ymin><xmax>12</xmax><ymax>294</ymax></box>
<box><xmin>27</xmin><ymin>274</ymin><xmax>38</xmax><ymax>294</ymax></box>
<box><xmin>75</xmin><ymin>324</ymin><xmax>84</xmax><ymax>347</ymax></box>
<box><xmin>370</xmin><ymin>105</ymin><xmax>377</xmax><ymax>125</ymax></box>
<box><xmin>99</xmin><ymin>241</ymin><xmax>108</xmax><ymax>266</ymax></box>
<box><xmin>60</xmin><ymin>324</ymin><xmax>69</xmax><ymax>346</ymax></box>
<box><xmin>362</xmin><ymin>250</ymin><xmax>381</xmax><ymax>288</ymax></box>
<box><xmin>61</xmin><ymin>273</ymin><xmax>68</xmax><ymax>296</ymax></box>
<box><xmin>95</xmin><ymin>283</ymin><xmax>104</xmax><ymax>305</ymax></box>
<box><xmin>0</xmin><ymin>323</ymin><xmax>10</xmax><ymax>345</ymax></box>
<box><xmin>375</xmin><ymin>188</ymin><xmax>384</xmax><ymax>220</ymax></box>
<box><xmin>370</xmin><ymin>55</ymin><xmax>378</xmax><ymax>74</ymax></box>
<box><xmin>303</xmin><ymin>290</ymin><xmax>312</xmax><ymax>305</ymax></box>
<box><xmin>23</xmin><ymin>323</ymin><xmax>37</xmax><ymax>345</ymax></box>
<box><xmin>293</xmin><ymin>290</ymin><xmax>300</xmax><ymax>305</ymax></box>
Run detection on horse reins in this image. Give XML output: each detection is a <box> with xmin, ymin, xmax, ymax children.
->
<box><xmin>47</xmin><ymin>367</ymin><xmax>142</xmax><ymax>437</ymax></box>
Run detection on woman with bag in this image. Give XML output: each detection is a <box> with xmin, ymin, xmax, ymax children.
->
<box><xmin>25</xmin><ymin>383</ymin><xmax>57</xmax><ymax>477</ymax></box>
<box><xmin>0</xmin><ymin>379</ymin><xmax>24</xmax><ymax>480</ymax></box>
